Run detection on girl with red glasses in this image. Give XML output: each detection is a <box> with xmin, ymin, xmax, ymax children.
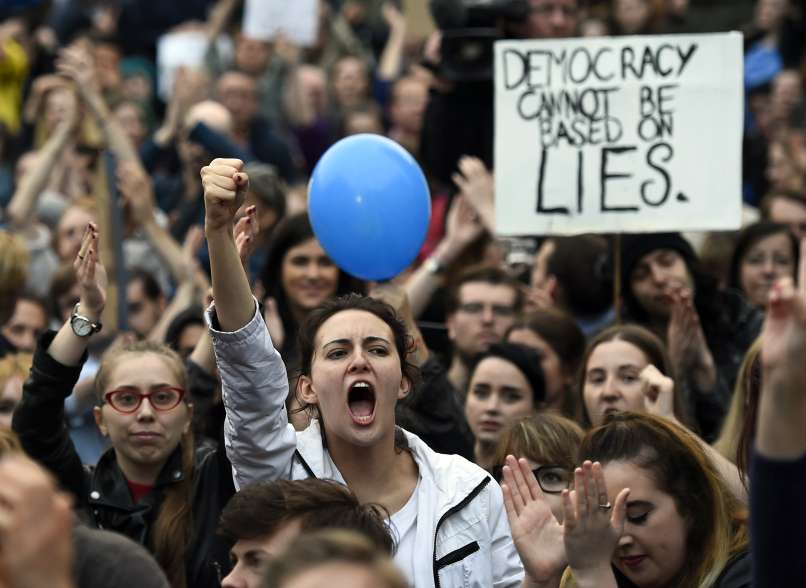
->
<box><xmin>12</xmin><ymin>223</ymin><xmax>234</xmax><ymax>588</ymax></box>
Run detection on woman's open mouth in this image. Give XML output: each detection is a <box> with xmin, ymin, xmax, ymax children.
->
<box><xmin>347</xmin><ymin>381</ymin><xmax>376</xmax><ymax>426</ymax></box>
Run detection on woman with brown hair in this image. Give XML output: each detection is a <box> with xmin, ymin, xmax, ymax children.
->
<box><xmin>507</xmin><ymin>309</ymin><xmax>586</xmax><ymax>417</ymax></box>
<box><xmin>502</xmin><ymin>413</ymin><xmax>750</xmax><ymax>588</ymax></box>
<box><xmin>12</xmin><ymin>224</ymin><xmax>235</xmax><ymax>588</ymax></box>
<box><xmin>577</xmin><ymin>324</ymin><xmax>746</xmax><ymax>502</ymax></box>
<box><xmin>492</xmin><ymin>414</ymin><xmax>583</xmax><ymax>522</ymax></box>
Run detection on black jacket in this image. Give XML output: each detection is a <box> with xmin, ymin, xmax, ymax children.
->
<box><xmin>12</xmin><ymin>331</ymin><xmax>235</xmax><ymax>588</ymax></box>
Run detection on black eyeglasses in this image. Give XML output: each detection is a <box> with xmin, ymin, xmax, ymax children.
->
<box><xmin>104</xmin><ymin>387</ymin><xmax>185</xmax><ymax>414</ymax></box>
<box><xmin>491</xmin><ymin>464</ymin><xmax>572</xmax><ymax>494</ymax></box>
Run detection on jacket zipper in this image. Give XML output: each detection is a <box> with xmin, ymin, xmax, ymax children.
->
<box><xmin>432</xmin><ymin>476</ymin><xmax>491</xmax><ymax>588</ymax></box>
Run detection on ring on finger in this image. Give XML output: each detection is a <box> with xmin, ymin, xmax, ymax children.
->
<box><xmin>598</xmin><ymin>502</ymin><xmax>612</xmax><ymax>512</ymax></box>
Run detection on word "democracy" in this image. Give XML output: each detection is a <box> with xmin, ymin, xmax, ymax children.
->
<box><xmin>502</xmin><ymin>42</ymin><xmax>699</xmax><ymax>90</ymax></box>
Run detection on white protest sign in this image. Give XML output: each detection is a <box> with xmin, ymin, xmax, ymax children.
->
<box><xmin>494</xmin><ymin>33</ymin><xmax>743</xmax><ymax>236</ymax></box>
<box><xmin>243</xmin><ymin>0</ymin><xmax>319</xmax><ymax>47</ymax></box>
<box><xmin>156</xmin><ymin>31</ymin><xmax>231</xmax><ymax>102</ymax></box>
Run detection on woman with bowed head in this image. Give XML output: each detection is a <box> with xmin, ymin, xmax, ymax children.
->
<box><xmin>12</xmin><ymin>223</ymin><xmax>236</xmax><ymax>588</ymax></box>
<box><xmin>727</xmin><ymin>221</ymin><xmax>798</xmax><ymax>309</ymax></box>
<box><xmin>201</xmin><ymin>158</ymin><xmax>523</xmax><ymax>587</ymax></box>
<box><xmin>501</xmin><ymin>413</ymin><xmax>751</xmax><ymax>588</ymax></box>
<box><xmin>258</xmin><ymin>212</ymin><xmax>364</xmax><ymax>370</ymax></box>
<box><xmin>464</xmin><ymin>342</ymin><xmax>546</xmax><ymax>470</ymax></box>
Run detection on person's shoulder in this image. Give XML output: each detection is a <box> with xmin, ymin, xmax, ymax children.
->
<box><xmin>716</xmin><ymin>550</ymin><xmax>752</xmax><ymax>588</ymax></box>
<box><xmin>403</xmin><ymin>428</ymin><xmax>491</xmax><ymax>490</ymax></box>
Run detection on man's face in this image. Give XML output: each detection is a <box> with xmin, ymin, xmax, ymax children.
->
<box><xmin>221</xmin><ymin>521</ymin><xmax>302</xmax><ymax>588</ymax></box>
<box><xmin>126</xmin><ymin>279</ymin><xmax>164</xmax><ymax>339</ymax></box>
<box><xmin>447</xmin><ymin>281</ymin><xmax>518</xmax><ymax>359</ymax></box>
<box><xmin>525</xmin><ymin>0</ymin><xmax>579</xmax><ymax>38</ymax></box>
<box><xmin>1</xmin><ymin>299</ymin><xmax>47</xmax><ymax>353</ymax></box>
<box><xmin>217</xmin><ymin>73</ymin><xmax>259</xmax><ymax>129</ymax></box>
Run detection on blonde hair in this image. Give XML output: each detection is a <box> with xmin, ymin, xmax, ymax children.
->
<box><xmin>0</xmin><ymin>230</ymin><xmax>30</xmax><ymax>325</ymax></box>
<box><xmin>264</xmin><ymin>529</ymin><xmax>407</xmax><ymax>588</ymax></box>
<box><xmin>561</xmin><ymin>413</ymin><xmax>748</xmax><ymax>588</ymax></box>
<box><xmin>714</xmin><ymin>338</ymin><xmax>762</xmax><ymax>482</ymax></box>
<box><xmin>0</xmin><ymin>353</ymin><xmax>33</xmax><ymax>386</ymax></box>
<box><xmin>493</xmin><ymin>413</ymin><xmax>583</xmax><ymax>473</ymax></box>
<box><xmin>0</xmin><ymin>426</ymin><xmax>22</xmax><ymax>457</ymax></box>
<box><xmin>95</xmin><ymin>340</ymin><xmax>193</xmax><ymax>588</ymax></box>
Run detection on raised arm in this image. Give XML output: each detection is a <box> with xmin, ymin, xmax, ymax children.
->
<box><xmin>404</xmin><ymin>195</ymin><xmax>484</xmax><ymax>318</ymax></box>
<box><xmin>56</xmin><ymin>43</ymin><xmax>139</xmax><ymax>164</ymax></box>
<box><xmin>202</xmin><ymin>158</ymin><xmax>296</xmax><ymax>487</ymax></box>
<box><xmin>12</xmin><ymin>224</ymin><xmax>106</xmax><ymax>495</ymax></box>
<box><xmin>377</xmin><ymin>2</ymin><xmax>407</xmax><ymax>81</ymax></box>
<box><xmin>6</xmin><ymin>90</ymin><xmax>78</xmax><ymax>230</ymax></box>
<box><xmin>202</xmin><ymin>158</ymin><xmax>255</xmax><ymax>329</ymax></box>
<box><xmin>751</xmin><ymin>239</ymin><xmax>806</xmax><ymax>588</ymax></box>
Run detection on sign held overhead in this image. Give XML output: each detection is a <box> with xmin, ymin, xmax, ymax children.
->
<box><xmin>494</xmin><ymin>33</ymin><xmax>743</xmax><ymax>236</ymax></box>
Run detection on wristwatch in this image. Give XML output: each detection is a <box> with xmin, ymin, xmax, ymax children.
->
<box><xmin>70</xmin><ymin>303</ymin><xmax>103</xmax><ymax>337</ymax></box>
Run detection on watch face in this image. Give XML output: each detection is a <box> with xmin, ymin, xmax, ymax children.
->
<box><xmin>72</xmin><ymin>317</ymin><xmax>93</xmax><ymax>337</ymax></box>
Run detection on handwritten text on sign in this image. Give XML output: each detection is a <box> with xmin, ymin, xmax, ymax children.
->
<box><xmin>494</xmin><ymin>33</ymin><xmax>743</xmax><ymax>236</ymax></box>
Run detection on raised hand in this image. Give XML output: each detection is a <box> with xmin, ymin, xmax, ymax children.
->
<box><xmin>234</xmin><ymin>205</ymin><xmax>259</xmax><ymax>269</ymax></box>
<box><xmin>201</xmin><ymin>158</ymin><xmax>249</xmax><ymax>232</ymax></box>
<box><xmin>55</xmin><ymin>42</ymin><xmax>100</xmax><ymax>98</ymax></box>
<box><xmin>452</xmin><ymin>156</ymin><xmax>495</xmax><ymax>230</ymax></box>
<box><xmin>562</xmin><ymin>461</ymin><xmax>629</xmax><ymax>585</ymax></box>
<box><xmin>500</xmin><ymin>455</ymin><xmax>567</xmax><ymax>586</ymax></box>
<box><xmin>74</xmin><ymin>223</ymin><xmax>107</xmax><ymax>318</ymax></box>
<box><xmin>640</xmin><ymin>364</ymin><xmax>676</xmax><ymax>421</ymax></box>
<box><xmin>444</xmin><ymin>195</ymin><xmax>484</xmax><ymax>250</ymax></box>
<box><xmin>666</xmin><ymin>288</ymin><xmax>716</xmax><ymax>391</ymax></box>
<box><xmin>757</xmin><ymin>239</ymin><xmax>806</xmax><ymax>458</ymax></box>
<box><xmin>117</xmin><ymin>162</ymin><xmax>155</xmax><ymax>228</ymax></box>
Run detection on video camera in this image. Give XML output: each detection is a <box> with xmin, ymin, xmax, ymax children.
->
<box><xmin>429</xmin><ymin>0</ymin><xmax>529</xmax><ymax>82</ymax></box>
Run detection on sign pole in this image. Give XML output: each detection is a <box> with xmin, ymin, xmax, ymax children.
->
<box><xmin>613</xmin><ymin>233</ymin><xmax>622</xmax><ymax>324</ymax></box>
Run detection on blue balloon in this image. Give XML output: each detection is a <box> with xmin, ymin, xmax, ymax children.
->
<box><xmin>308</xmin><ymin>134</ymin><xmax>431</xmax><ymax>281</ymax></box>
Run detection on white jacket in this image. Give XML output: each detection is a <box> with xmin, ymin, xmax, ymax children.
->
<box><xmin>208</xmin><ymin>303</ymin><xmax>524</xmax><ymax>588</ymax></box>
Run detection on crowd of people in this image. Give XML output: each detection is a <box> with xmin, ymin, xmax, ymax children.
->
<box><xmin>0</xmin><ymin>0</ymin><xmax>805</xmax><ymax>587</ymax></box>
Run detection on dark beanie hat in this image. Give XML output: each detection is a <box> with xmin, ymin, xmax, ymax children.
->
<box><xmin>469</xmin><ymin>342</ymin><xmax>546</xmax><ymax>405</ymax></box>
<box><xmin>620</xmin><ymin>232</ymin><xmax>697</xmax><ymax>285</ymax></box>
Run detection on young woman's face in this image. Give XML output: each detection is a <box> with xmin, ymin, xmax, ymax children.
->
<box><xmin>301</xmin><ymin>310</ymin><xmax>409</xmax><ymax>449</ymax></box>
<box><xmin>94</xmin><ymin>353</ymin><xmax>191</xmax><ymax>474</ymax></box>
<box><xmin>604</xmin><ymin>461</ymin><xmax>688</xmax><ymax>587</ymax></box>
<box><xmin>740</xmin><ymin>232</ymin><xmax>795</xmax><ymax>307</ymax></box>
<box><xmin>583</xmin><ymin>340</ymin><xmax>649</xmax><ymax>426</ymax></box>
<box><xmin>465</xmin><ymin>357</ymin><xmax>535</xmax><ymax>447</ymax></box>
<box><xmin>507</xmin><ymin>327</ymin><xmax>567</xmax><ymax>411</ymax></box>
<box><xmin>281</xmin><ymin>238</ymin><xmax>339</xmax><ymax>315</ymax></box>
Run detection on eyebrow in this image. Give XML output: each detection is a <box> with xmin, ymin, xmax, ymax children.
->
<box><xmin>110</xmin><ymin>383</ymin><xmax>176</xmax><ymax>391</ymax></box>
<box><xmin>322</xmin><ymin>336</ymin><xmax>391</xmax><ymax>348</ymax></box>
<box><xmin>625</xmin><ymin>500</ymin><xmax>653</xmax><ymax>509</ymax></box>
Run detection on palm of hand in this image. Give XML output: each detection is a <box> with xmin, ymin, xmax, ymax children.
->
<box><xmin>81</xmin><ymin>260</ymin><xmax>108</xmax><ymax>312</ymax></box>
<box><xmin>511</xmin><ymin>498</ymin><xmax>567</xmax><ymax>581</ymax></box>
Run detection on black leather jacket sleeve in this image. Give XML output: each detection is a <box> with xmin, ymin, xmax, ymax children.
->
<box><xmin>12</xmin><ymin>330</ymin><xmax>88</xmax><ymax>498</ymax></box>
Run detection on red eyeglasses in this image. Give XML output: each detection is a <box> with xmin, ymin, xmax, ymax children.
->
<box><xmin>103</xmin><ymin>387</ymin><xmax>186</xmax><ymax>414</ymax></box>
